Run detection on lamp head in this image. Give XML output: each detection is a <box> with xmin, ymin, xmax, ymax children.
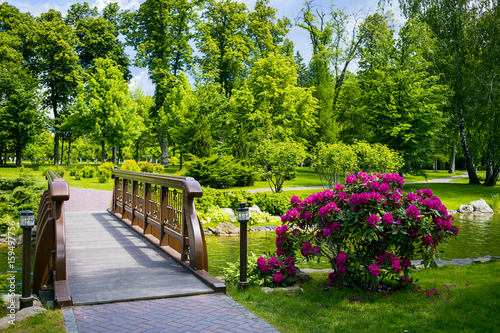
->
<box><xmin>20</xmin><ymin>210</ymin><xmax>35</xmax><ymax>228</ymax></box>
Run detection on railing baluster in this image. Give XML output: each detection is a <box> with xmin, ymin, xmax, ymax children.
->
<box><xmin>109</xmin><ymin>170</ymin><xmax>224</xmax><ymax>293</ymax></box>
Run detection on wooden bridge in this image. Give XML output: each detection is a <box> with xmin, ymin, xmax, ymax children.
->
<box><xmin>33</xmin><ymin>170</ymin><xmax>225</xmax><ymax>308</ymax></box>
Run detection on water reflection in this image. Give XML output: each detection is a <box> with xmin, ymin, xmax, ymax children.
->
<box><xmin>206</xmin><ymin>214</ymin><xmax>500</xmax><ymax>276</ymax></box>
<box><xmin>436</xmin><ymin>213</ymin><xmax>500</xmax><ymax>260</ymax></box>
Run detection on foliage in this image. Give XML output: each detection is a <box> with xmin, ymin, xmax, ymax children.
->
<box><xmin>42</xmin><ymin>165</ymin><xmax>65</xmax><ymax>178</ymax></box>
<box><xmin>194</xmin><ymin>187</ymin><xmax>291</xmax><ymax>217</ymax></box>
<box><xmin>184</xmin><ymin>155</ymin><xmax>256</xmax><ymax>189</ymax></box>
<box><xmin>227</xmin><ymin>53</ymin><xmax>318</xmax><ymax>158</ymax></box>
<box><xmin>200</xmin><ymin>206</ymin><xmax>231</xmax><ymax>225</ymax></box>
<box><xmin>0</xmin><ymin>30</ymin><xmax>44</xmax><ymax>167</ymax></box>
<box><xmin>313</xmin><ymin>142</ymin><xmax>357</xmax><ymax>187</ymax></box>
<box><xmin>169</xmin><ymin>156</ymin><xmax>179</xmax><ymax>166</ymax></box>
<box><xmin>35</xmin><ymin>9</ymin><xmax>81</xmax><ymax>165</ymax></box>
<box><xmin>222</xmin><ymin>252</ymin><xmax>265</xmax><ymax>285</ymax></box>
<box><xmin>139</xmin><ymin>161</ymin><xmax>155</xmax><ymax>173</ymax></box>
<box><xmin>0</xmin><ymin>175</ymin><xmax>45</xmax><ymax>222</ymax></box>
<box><xmin>357</xmin><ymin>16</ymin><xmax>450</xmax><ymax>173</ymax></box>
<box><xmin>249</xmin><ymin>212</ymin><xmax>280</xmax><ymax>226</ymax></box>
<box><xmin>253</xmin><ymin>192</ymin><xmax>291</xmax><ymax>216</ymax></box>
<box><xmin>120</xmin><ymin>159</ymin><xmax>140</xmax><ymax>172</ymax></box>
<box><xmin>80</xmin><ymin>165</ymin><xmax>94</xmax><ymax>178</ymax></box>
<box><xmin>154</xmin><ymin>164</ymin><xmax>164</xmax><ymax>174</ymax></box>
<box><xmin>273</xmin><ymin>172</ymin><xmax>459</xmax><ymax>290</ymax></box>
<box><xmin>74</xmin><ymin>58</ymin><xmax>143</xmax><ymax>160</ymax></box>
<box><xmin>254</xmin><ymin>140</ymin><xmax>307</xmax><ymax>192</ymax></box>
<box><xmin>97</xmin><ymin>162</ymin><xmax>113</xmax><ymax>183</ymax></box>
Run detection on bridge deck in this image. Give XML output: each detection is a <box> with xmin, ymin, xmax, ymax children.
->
<box><xmin>65</xmin><ymin>208</ymin><xmax>213</xmax><ymax>305</ymax></box>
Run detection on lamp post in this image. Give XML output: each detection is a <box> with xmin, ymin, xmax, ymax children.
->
<box><xmin>19</xmin><ymin>210</ymin><xmax>35</xmax><ymax>309</ymax></box>
<box><xmin>237</xmin><ymin>202</ymin><xmax>250</xmax><ymax>288</ymax></box>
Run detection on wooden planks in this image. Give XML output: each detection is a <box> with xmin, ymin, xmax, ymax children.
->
<box><xmin>65</xmin><ymin>211</ymin><xmax>213</xmax><ymax>305</ymax></box>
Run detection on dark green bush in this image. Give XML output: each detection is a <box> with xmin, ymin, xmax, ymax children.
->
<box><xmin>195</xmin><ymin>187</ymin><xmax>291</xmax><ymax>217</ymax></box>
<box><xmin>253</xmin><ymin>191</ymin><xmax>291</xmax><ymax>216</ymax></box>
<box><xmin>184</xmin><ymin>155</ymin><xmax>256</xmax><ymax>189</ymax></box>
<box><xmin>0</xmin><ymin>175</ymin><xmax>46</xmax><ymax>224</ymax></box>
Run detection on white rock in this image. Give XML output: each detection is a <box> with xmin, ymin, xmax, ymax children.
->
<box><xmin>220</xmin><ymin>208</ymin><xmax>236</xmax><ymax>222</ymax></box>
<box><xmin>249</xmin><ymin>205</ymin><xmax>262</xmax><ymax>216</ymax></box>
<box><xmin>468</xmin><ymin>199</ymin><xmax>494</xmax><ymax>213</ymax></box>
<box><xmin>261</xmin><ymin>286</ymin><xmax>304</xmax><ymax>295</ymax></box>
<box><xmin>0</xmin><ymin>306</ymin><xmax>46</xmax><ymax>330</ymax></box>
<box><xmin>457</xmin><ymin>204</ymin><xmax>474</xmax><ymax>213</ymax></box>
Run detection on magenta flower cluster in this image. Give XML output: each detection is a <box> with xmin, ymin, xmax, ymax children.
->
<box><xmin>272</xmin><ymin>171</ymin><xmax>459</xmax><ymax>290</ymax></box>
<box><xmin>256</xmin><ymin>254</ymin><xmax>297</xmax><ymax>285</ymax></box>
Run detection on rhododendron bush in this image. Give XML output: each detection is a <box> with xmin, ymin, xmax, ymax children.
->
<box><xmin>256</xmin><ymin>172</ymin><xmax>459</xmax><ymax>290</ymax></box>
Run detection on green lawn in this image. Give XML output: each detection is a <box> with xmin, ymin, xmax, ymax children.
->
<box><xmin>228</xmin><ymin>261</ymin><xmax>500</xmax><ymax>333</ymax></box>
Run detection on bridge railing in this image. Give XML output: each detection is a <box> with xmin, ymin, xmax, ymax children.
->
<box><xmin>33</xmin><ymin>170</ymin><xmax>71</xmax><ymax>308</ymax></box>
<box><xmin>109</xmin><ymin>170</ymin><xmax>225</xmax><ymax>293</ymax></box>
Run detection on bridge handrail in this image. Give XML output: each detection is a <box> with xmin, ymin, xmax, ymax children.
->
<box><xmin>33</xmin><ymin>170</ymin><xmax>71</xmax><ymax>307</ymax></box>
<box><xmin>110</xmin><ymin>170</ymin><xmax>224</xmax><ymax>292</ymax></box>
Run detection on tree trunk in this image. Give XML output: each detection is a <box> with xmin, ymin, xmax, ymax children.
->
<box><xmin>458</xmin><ymin>108</ymin><xmax>480</xmax><ymax>185</ymax></box>
<box><xmin>101</xmin><ymin>140</ymin><xmax>105</xmax><ymax>162</ymax></box>
<box><xmin>448</xmin><ymin>144</ymin><xmax>456</xmax><ymax>174</ymax></box>
<box><xmin>135</xmin><ymin>141</ymin><xmax>139</xmax><ymax>163</ymax></box>
<box><xmin>158</xmin><ymin>132</ymin><xmax>169</xmax><ymax>167</ymax></box>
<box><xmin>67</xmin><ymin>138</ymin><xmax>72</xmax><ymax>165</ymax></box>
<box><xmin>15</xmin><ymin>149</ymin><xmax>21</xmax><ymax>168</ymax></box>
<box><xmin>113</xmin><ymin>146</ymin><xmax>117</xmax><ymax>165</ymax></box>
<box><xmin>60</xmin><ymin>139</ymin><xmax>64</xmax><ymax>165</ymax></box>
<box><xmin>54</xmin><ymin>132</ymin><xmax>60</xmax><ymax>165</ymax></box>
<box><xmin>179</xmin><ymin>148</ymin><xmax>183</xmax><ymax>171</ymax></box>
<box><xmin>484</xmin><ymin>139</ymin><xmax>500</xmax><ymax>186</ymax></box>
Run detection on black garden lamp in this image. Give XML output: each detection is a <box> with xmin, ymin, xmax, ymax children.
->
<box><xmin>237</xmin><ymin>202</ymin><xmax>250</xmax><ymax>288</ymax></box>
<box><xmin>19</xmin><ymin>210</ymin><xmax>35</xmax><ymax>309</ymax></box>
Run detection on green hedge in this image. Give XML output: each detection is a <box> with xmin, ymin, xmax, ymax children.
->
<box><xmin>195</xmin><ymin>187</ymin><xmax>291</xmax><ymax>217</ymax></box>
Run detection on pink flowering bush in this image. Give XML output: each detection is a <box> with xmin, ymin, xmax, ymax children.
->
<box><xmin>267</xmin><ymin>171</ymin><xmax>459</xmax><ymax>290</ymax></box>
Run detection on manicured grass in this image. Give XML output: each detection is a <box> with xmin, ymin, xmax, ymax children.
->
<box><xmin>227</xmin><ymin>167</ymin><xmax>324</xmax><ymax>191</ymax></box>
<box><xmin>228</xmin><ymin>261</ymin><xmax>500</xmax><ymax>333</ymax></box>
<box><xmin>2</xmin><ymin>309</ymin><xmax>65</xmax><ymax>333</ymax></box>
<box><xmin>404</xmin><ymin>183</ymin><xmax>500</xmax><ymax>212</ymax></box>
<box><xmin>403</xmin><ymin>170</ymin><xmax>465</xmax><ymax>183</ymax></box>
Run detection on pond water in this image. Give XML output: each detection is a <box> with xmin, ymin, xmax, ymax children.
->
<box><xmin>206</xmin><ymin>214</ymin><xmax>500</xmax><ymax>276</ymax></box>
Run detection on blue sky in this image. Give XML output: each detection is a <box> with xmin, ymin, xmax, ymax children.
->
<box><xmin>7</xmin><ymin>0</ymin><xmax>402</xmax><ymax>95</ymax></box>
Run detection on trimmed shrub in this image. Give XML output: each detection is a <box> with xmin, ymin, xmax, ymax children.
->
<box><xmin>154</xmin><ymin>164</ymin><xmax>164</xmax><ymax>174</ymax></box>
<box><xmin>139</xmin><ymin>161</ymin><xmax>155</xmax><ymax>173</ymax></box>
<box><xmin>184</xmin><ymin>155</ymin><xmax>256</xmax><ymax>189</ymax></box>
<box><xmin>82</xmin><ymin>165</ymin><xmax>94</xmax><ymax>178</ymax></box>
<box><xmin>120</xmin><ymin>159</ymin><xmax>140</xmax><ymax>172</ymax></box>
<box><xmin>42</xmin><ymin>165</ymin><xmax>65</xmax><ymax>177</ymax></box>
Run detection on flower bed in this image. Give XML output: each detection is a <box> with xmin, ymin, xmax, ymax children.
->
<box><xmin>256</xmin><ymin>172</ymin><xmax>459</xmax><ymax>290</ymax></box>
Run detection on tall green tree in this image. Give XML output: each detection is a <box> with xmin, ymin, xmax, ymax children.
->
<box><xmin>196</xmin><ymin>0</ymin><xmax>251</xmax><ymax>97</ymax></box>
<box><xmin>124</xmin><ymin>0</ymin><xmax>196</xmax><ymax>166</ymax></box>
<box><xmin>297</xmin><ymin>1</ymin><xmax>366</xmax><ymax>143</ymax></box>
<box><xmin>228</xmin><ymin>53</ymin><xmax>318</xmax><ymax>158</ymax></box>
<box><xmin>35</xmin><ymin>9</ymin><xmax>81</xmax><ymax>165</ymax></box>
<box><xmin>74</xmin><ymin>58</ymin><xmax>142</xmax><ymax>163</ymax></box>
<box><xmin>397</xmin><ymin>0</ymin><xmax>482</xmax><ymax>184</ymax></box>
<box><xmin>0</xmin><ymin>32</ymin><xmax>44</xmax><ymax>167</ymax></box>
<box><xmin>66</xmin><ymin>2</ymin><xmax>131</xmax><ymax>80</ymax></box>
<box><xmin>466</xmin><ymin>1</ymin><xmax>500</xmax><ymax>185</ymax></box>
<box><xmin>357</xmin><ymin>16</ymin><xmax>450</xmax><ymax>172</ymax></box>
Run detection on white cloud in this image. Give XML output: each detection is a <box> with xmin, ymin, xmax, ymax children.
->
<box><xmin>129</xmin><ymin>68</ymin><xmax>154</xmax><ymax>96</ymax></box>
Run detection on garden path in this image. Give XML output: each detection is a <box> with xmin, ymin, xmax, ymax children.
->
<box><xmin>63</xmin><ymin>187</ymin><xmax>280</xmax><ymax>332</ymax></box>
<box><xmin>248</xmin><ymin>173</ymin><xmax>470</xmax><ymax>193</ymax></box>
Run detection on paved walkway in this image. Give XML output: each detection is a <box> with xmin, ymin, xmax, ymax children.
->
<box><xmin>64</xmin><ymin>294</ymin><xmax>278</xmax><ymax>333</ymax></box>
<box><xmin>248</xmin><ymin>173</ymin><xmax>469</xmax><ymax>192</ymax></box>
<box><xmin>63</xmin><ymin>187</ymin><xmax>280</xmax><ymax>332</ymax></box>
